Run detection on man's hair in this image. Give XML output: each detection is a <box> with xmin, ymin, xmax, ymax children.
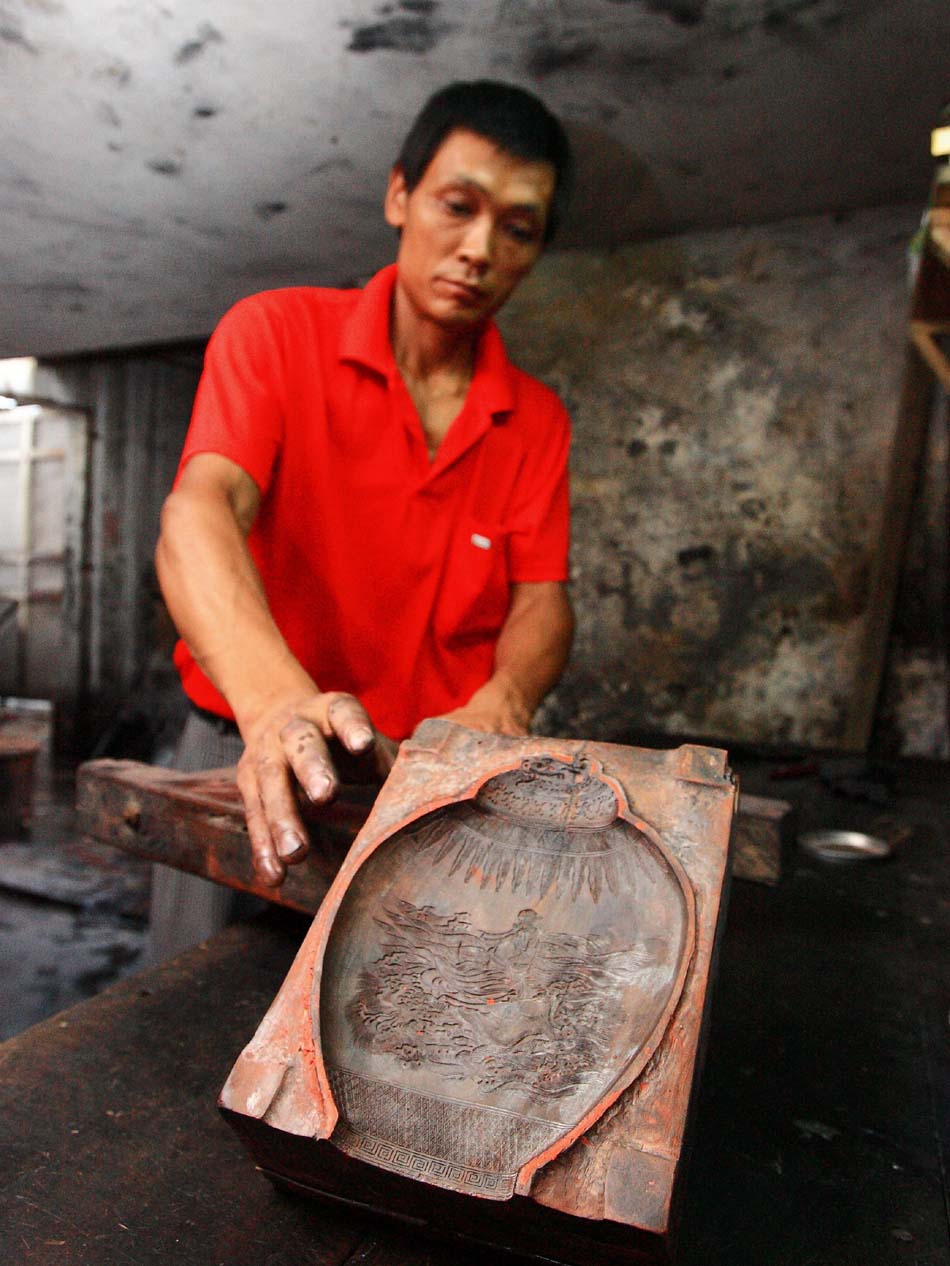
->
<box><xmin>396</xmin><ymin>81</ymin><xmax>573</xmax><ymax>244</ymax></box>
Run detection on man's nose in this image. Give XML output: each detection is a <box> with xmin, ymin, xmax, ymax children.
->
<box><xmin>458</xmin><ymin>213</ymin><xmax>493</xmax><ymax>270</ymax></box>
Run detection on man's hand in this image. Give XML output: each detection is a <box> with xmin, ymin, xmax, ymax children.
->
<box><xmin>440</xmin><ymin>672</ymin><xmax>532</xmax><ymax>736</ymax></box>
<box><xmin>236</xmin><ymin>690</ymin><xmax>398</xmax><ymax>887</ymax></box>
<box><xmin>440</xmin><ymin>581</ymin><xmax>573</xmax><ymax>739</ymax></box>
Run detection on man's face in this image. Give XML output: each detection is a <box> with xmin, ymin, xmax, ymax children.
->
<box><xmin>384</xmin><ymin>128</ymin><xmax>556</xmax><ymax>331</ymax></box>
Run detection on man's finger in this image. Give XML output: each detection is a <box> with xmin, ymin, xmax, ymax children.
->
<box><xmin>253</xmin><ymin>750</ymin><xmax>310</xmax><ymax>868</ymax></box>
<box><xmin>236</xmin><ymin>761</ymin><xmax>285</xmax><ymax>886</ymax></box>
<box><xmin>324</xmin><ymin>693</ymin><xmax>375</xmax><ymax>753</ymax></box>
<box><xmin>279</xmin><ymin>715</ymin><xmax>338</xmax><ymax>804</ymax></box>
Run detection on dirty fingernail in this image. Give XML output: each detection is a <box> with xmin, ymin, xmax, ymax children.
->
<box><xmin>350</xmin><ymin>727</ymin><xmax>373</xmax><ymax>751</ymax></box>
<box><xmin>278</xmin><ymin>830</ymin><xmax>305</xmax><ymax>860</ymax></box>
<box><xmin>307</xmin><ymin>774</ymin><xmax>333</xmax><ymax>801</ymax></box>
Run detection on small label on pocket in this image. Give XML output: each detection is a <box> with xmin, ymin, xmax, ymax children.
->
<box><xmin>471</xmin><ymin>533</ymin><xmax>492</xmax><ymax>550</ymax></box>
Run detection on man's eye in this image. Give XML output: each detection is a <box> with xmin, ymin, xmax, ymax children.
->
<box><xmin>443</xmin><ymin>198</ymin><xmax>471</xmax><ymax>216</ymax></box>
<box><xmin>507</xmin><ymin>223</ymin><xmax>538</xmax><ymax>244</ymax></box>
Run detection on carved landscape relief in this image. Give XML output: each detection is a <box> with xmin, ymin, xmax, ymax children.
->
<box><xmin>347</xmin><ymin>898</ymin><xmax>665</xmax><ymax>1098</ymax></box>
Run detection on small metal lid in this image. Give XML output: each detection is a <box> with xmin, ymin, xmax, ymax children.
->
<box><xmin>798</xmin><ymin>829</ymin><xmax>892</xmax><ymax>863</ymax></box>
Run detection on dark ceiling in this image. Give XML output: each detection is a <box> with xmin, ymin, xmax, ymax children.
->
<box><xmin>1</xmin><ymin>0</ymin><xmax>946</xmax><ymax>357</ymax></box>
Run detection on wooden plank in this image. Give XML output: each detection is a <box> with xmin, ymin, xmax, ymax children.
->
<box><xmin>75</xmin><ymin>758</ymin><xmax>371</xmax><ymax>914</ymax></box>
<box><xmin>842</xmin><ymin>340</ymin><xmax>936</xmax><ymax>750</ymax></box>
<box><xmin>910</xmin><ymin>320</ymin><xmax>950</xmax><ymax>390</ymax></box>
<box><xmin>731</xmin><ymin>792</ymin><xmax>793</xmax><ymax>886</ymax></box>
<box><xmin>850</xmin><ymin>215</ymin><xmax>950</xmax><ymax>748</ymax></box>
<box><xmin>78</xmin><ymin>758</ymin><xmax>786</xmax><ymax>896</ymax></box>
<box><xmin>911</xmin><ymin>233</ymin><xmax>950</xmax><ymax>323</ymax></box>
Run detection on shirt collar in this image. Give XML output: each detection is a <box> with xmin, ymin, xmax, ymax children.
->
<box><xmin>339</xmin><ymin>263</ymin><xmax>516</xmax><ymax>421</ymax></box>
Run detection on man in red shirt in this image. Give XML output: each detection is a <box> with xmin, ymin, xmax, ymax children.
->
<box><xmin>156</xmin><ymin>81</ymin><xmax>574</xmax><ymax>909</ymax></box>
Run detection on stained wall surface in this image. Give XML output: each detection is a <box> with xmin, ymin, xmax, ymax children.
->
<box><xmin>498</xmin><ymin>202</ymin><xmax>942</xmax><ymax>751</ymax></box>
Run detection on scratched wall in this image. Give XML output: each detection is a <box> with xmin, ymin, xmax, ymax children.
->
<box><xmin>499</xmin><ymin>202</ymin><xmax>936</xmax><ymax>750</ymax></box>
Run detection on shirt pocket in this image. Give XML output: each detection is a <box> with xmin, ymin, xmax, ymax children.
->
<box><xmin>435</xmin><ymin>516</ymin><xmax>511</xmax><ymax>648</ymax></box>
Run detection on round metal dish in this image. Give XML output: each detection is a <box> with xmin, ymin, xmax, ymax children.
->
<box><xmin>798</xmin><ymin>829</ymin><xmax>892</xmax><ymax>863</ymax></box>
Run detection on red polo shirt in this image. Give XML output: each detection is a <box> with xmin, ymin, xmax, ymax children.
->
<box><xmin>173</xmin><ymin>264</ymin><xmax>570</xmax><ymax>740</ymax></box>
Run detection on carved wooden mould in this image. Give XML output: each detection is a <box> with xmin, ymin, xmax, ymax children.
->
<box><xmin>221</xmin><ymin>721</ymin><xmax>735</xmax><ymax>1262</ymax></box>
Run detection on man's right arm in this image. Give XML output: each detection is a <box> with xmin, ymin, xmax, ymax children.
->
<box><xmin>155</xmin><ymin>452</ymin><xmax>394</xmax><ymax>886</ymax></box>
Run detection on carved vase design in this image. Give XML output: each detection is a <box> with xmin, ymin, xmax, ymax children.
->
<box><xmin>317</xmin><ymin>753</ymin><xmax>695</xmax><ymax>1200</ymax></box>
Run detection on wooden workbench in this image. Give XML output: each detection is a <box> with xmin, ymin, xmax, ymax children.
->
<box><xmin>1</xmin><ymin>756</ymin><xmax>948</xmax><ymax>1265</ymax></box>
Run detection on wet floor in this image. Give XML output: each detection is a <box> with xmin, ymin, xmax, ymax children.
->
<box><xmin>0</xmin><ymin>709</ymin><xmax>150</xmax><ymax>1041</ymax></box>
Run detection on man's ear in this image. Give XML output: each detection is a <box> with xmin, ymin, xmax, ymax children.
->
<box><xmin>384</xmin><ymin>165</ymin><xmax>408</xmax><ymax>229</ymax></box>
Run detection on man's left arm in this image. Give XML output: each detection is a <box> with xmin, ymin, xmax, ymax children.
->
<box><xmin>442</xmin><ymin>580</ymin><xmax>574</xmax><ymax>735</ymax></box>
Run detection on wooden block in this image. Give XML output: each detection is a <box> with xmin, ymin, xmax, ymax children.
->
<box><xmin>75</xmin><ymin>758</ymin><xmax>371</xmax><ymax>914</ymax></box>
<box><xmin>78</xmin><ymin>755</ymin><xmax>772</xmax><ymax>901</ymax></box>
<box><xmin>219</xmin><ymin>721</ymin><xmax>736</xmax><ymax>1263</ymax></box>
<box><xmin>908</xmin><ymin>233</ymin><xmax>950</xmax><ymax>388</ymax></box>
<box><xmin>911</xmin><ymin>236</ymin><xmax>950</xmax><ymax>323</ymax></box>
<box><xmin>842</xmin><ymin>339</ymin><xmax>936</xmax><ymax>749</ymax></box>
<box><xmin>731</xmin><ymin>792</ymin><xmax>794</xmax><ymax>886</ymax></box>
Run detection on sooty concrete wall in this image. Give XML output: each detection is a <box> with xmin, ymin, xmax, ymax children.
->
<box><xmin>500</xmin><ymin>202</ymin><xmax>942</xmax><ymax>752</ymax></box>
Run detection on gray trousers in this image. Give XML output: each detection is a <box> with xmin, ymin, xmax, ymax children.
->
<box><xmin>144</xmin><ymin>710</ymin><xmax>246</xmax><ymax>965</ymax></box>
